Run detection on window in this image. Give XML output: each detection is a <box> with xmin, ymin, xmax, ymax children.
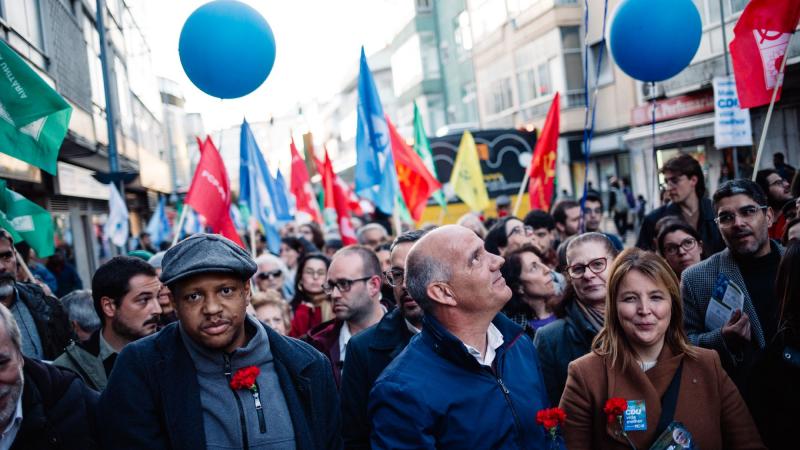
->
<box><xmin>489</xmin><ymin>77</ymin><xmax>513</xmax><ymax>114</ymax></box>
<box><xmin>454</xmin><ymin>11</ymin><xmax>473</xmax><ymax>55</ymax></box>
<box><xmin>3</xmin><ymin>0</ymin><xmax>43</xmax><ymax>48</ymax></box>
<box><xmin>391</xmin><ymin>35</ymin><xmax>424</xmax><ymax>96</ymax></box>
<box><xmin>729</xmin><ymin>0</ymin><xmax>747</xmax><ymax>13</ymax></box>
<box><xmin>416</xmin><ymin>0</ymin><xmax>432</xmax><ymax>12</ymax></box>
<box><xmin>537</xmin><ymin>63</ymin><xmax>552</xmax><ymax>96</ymax></box>
<box><xmin>588</xmin><ymin>41</ymin><xmax>613</xmax><ymax>88</ymax></box>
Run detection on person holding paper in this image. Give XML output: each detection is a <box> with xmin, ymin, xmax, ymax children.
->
<box><xmin>681</xmin><ymin>179</ymin><xmax>785</xmax><ymax>393</ymax></box>
<box><xmin>560</xmin><ymin>248</ymin><xmax>764</xmax><ymax>450</ymax></box>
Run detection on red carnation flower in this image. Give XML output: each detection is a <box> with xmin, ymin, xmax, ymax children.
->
<box><xmin>603</xmin><ymin>397</ymin><xmax>628</xmax><ymax>424</ymax></box>
<box><xmin>230</xmin><ymin>366</ymin><xmax>260</xmax><ymax>391</ymax></box>
<box><xmin>536</xmin><ymin>407</ymin><xmax>567</xmax><ymax>436</ymax></box>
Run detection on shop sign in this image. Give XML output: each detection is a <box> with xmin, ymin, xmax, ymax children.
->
<box><xmin>631</xmin><ymin>91</ymin><xmax>714</xmax><ymax>126</ymax></box>
<box><xmin>0</xmin><ymin>154</ymin><xmax>41</xmax><ymax>183</ymax></box>
<box><xmin>713</xmin><ymin>76</ymin><xmax>753</xmax><ymax>148</ymax></box>
<box><xmin>56</xmin><ymin>162</ymin><xmax>109</xmax><ymax>200</ymax></box>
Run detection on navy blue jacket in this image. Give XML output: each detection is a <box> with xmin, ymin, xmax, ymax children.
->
<box><xmin>369</xmin><ymin>313</ymin><xmax>549</xmax><ymax>449</ymax></box>
<box><xmin>97</xmin><ymin>321</ymin><xmax>342</xmax><ymax>450</ymax></box>
<box><xmin>341</xmin><ymin>308</ymin><xmax>415</xmax><ymax>449</ymax></box>
<box><xmin>636</xmin><ymin>197</ymin><xmax>724</xmax><ymax>254</ymax></box>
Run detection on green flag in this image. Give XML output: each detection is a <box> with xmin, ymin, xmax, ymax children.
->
<box><xmin>0</xmin><ymin>39</ymin><xmax>72</xmax><ymax>175</ymax></box>
<box><xmin>0</xmin><ymin>180</ymin><xmax>55</xmax><ymax>257</ymax></box>
<box><xmin>412</xmin><ymin>102</ymin><xmax>446</xmax><ymax>210</ymax></box>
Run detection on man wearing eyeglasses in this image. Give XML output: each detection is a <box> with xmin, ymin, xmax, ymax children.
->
<box><xmin>369</xmin><ymin>225</ymin><xmax>549</xmax><ymax>448</ymax></box>
<box><xmin>755</xmin><ymin>169</ymin><xmax>795</xmax><ymax>240</ymax></box>
<box><xmin>340</xmin><ymin>229</ymin><xmax>429</xmax><ymax>450</ymax></box>
<box><xmin>304</xmin><ymin>246</ymin><xmax>385</xmax><ymax>388</ymax></box>
<box><xmin>681</xmin><ymin>179</ymin><xmax>785</xmax><ymax>392</ymax></box>
<box><xmin>636</xmin><ymin>154</ymin><xmax>724</xmax><ymax>254</ymax></box>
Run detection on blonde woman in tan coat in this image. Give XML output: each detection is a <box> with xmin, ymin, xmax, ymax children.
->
<box><xmin>560</xmin><ymin>248</ymin><xmax>764</xmax><ymax>450</ymax></box>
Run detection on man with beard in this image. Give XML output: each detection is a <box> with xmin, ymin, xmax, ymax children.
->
<box><xmin>369</xmin><ymin>225</ymin><xmax>549</xmax><ymax>448</ymax></box>
<box><xmin>0</xmin><ymin>303</ymin><xmax>99</xmax><ymax>449</ymax></box>
<box><xmin>0</xmin><ymin>230</ymin><xmax>70</xmax><ymax>361</ymax></box>
<box><xmin>54</xmin><ymin>256</ymin><xmax>162</xmax><ymax>391</ymax></box>
<box><xmin>98</xmin><ymin>233</ymin><xmax>341</xmax><ymax>449</ymax></box>
<box><xmin>682</xmin><ymin>179</ymin><xmax>785</xmax><ymax>391</ymax></box>
<box><xmin>340</xmin><ymin>229</ymin><xmax>428</xmax><ymax>449</ymax></box>
<box><xmin>756</xmin><ymin>169</ymin><xmax>795</xmax><ymax>239</ymax></box>
<box><xmin>305</xmin><ymin>246</ymin><xmax>385</xmax><ymax>387</ymax></box>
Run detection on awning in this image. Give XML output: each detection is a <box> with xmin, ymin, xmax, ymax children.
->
<box><xmin>623</xmin><ymin>113</ymin><xmax>714</xmax><ymax>150</ymax></box>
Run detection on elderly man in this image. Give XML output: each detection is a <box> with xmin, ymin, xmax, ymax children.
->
<box><xmin>0</xmin><ymin>303</ymin><xmax>99</xmax><ymax>448</ymax></box>
<box><xmin>341</xmin><ymin>230</ymin><xmax>428</xmax><ymax>449</ymax></box>
<box><xmin>98</xmin><ymin>233</ymin><xmax>341</xmax><ymax>449</ymax></box>
<box><xmin>0</xmin><ymin>229</ymin><xmax>70</xmax><ymax>360</ymax></box>
<box><xmin>356</xmin><ymin>223</ymin><xmax>389</xmax><ymax>248</ymax></box>
<box><xmin>369</xmin><ymin>225</ymin><xmax>549</xmax><ymax>448</ymax></box>
<box><xmin>59</xmin><ymin>289</ymin><xmax>100</xmax><ymax>343</ymax></box>
<box><xmin>54</xmin><ymin>256</ymin><xmax>162</xmax><ymax>391</ymax></box>
<box><xmin>305</xmin><ymin>246</ymin><xmax>385</xmax><ymax>387</ymax></box>
<box><xmin>682</xmin><ymin>179</ymin><xmax>785</xmax><ymax>391</ymax></box>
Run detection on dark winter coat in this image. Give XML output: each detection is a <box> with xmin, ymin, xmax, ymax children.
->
<box><xmin>15</xmin><ymin>282</ymin><xmax>72</xmax><ymax>360</ymax></box>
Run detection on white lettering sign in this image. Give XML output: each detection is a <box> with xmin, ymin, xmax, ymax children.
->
<box><xmin>713</xmin><ymin>76</ymin><xmax>753</xmax><ymax>149</ymax></box>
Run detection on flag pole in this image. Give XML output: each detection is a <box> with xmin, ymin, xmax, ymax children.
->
<box><xmin>512</xmin><ymin>169</ymin><xmax>532</xmax><ymax>218</ymax></box>
<box><xmin>14</xmin><ymin>252</ymin><xmax>35</xmax><ymax>284</ymax></box>
<box><xmin>392</xmin><ymin>198</ymin><xmax>402</xmax><ymax>236</ymax></box>
<box><xmin>172</xmin><ymin>204</ymin><xmax>191</xmax><ymax>247</ymax></box>
<box><xmin>249</xmin><ymin>224</ymin><xmax>257</xmax><ymax>257</ymax></box>
<box><xmin>437</xmin><ymin>207</ymin><xmax>446</xmax><ymax>225</ymax></box>
<box><xmin>752</xmin><ymin>31</ymin><xmax>794</xmax><ymax>181</ymax></box>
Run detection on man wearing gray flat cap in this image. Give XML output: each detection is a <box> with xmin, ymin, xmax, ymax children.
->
<box><xmin>98</xmin><ymin>233</ymin><xmax>342</xmax><ymax>450</ymax></box>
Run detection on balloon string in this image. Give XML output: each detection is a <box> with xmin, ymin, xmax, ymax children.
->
<box><xmin>579</xmin><ymin>0</ymin><xmax>609</xmax><ymax>233</ymax></box>
<box><xmin>651</xmin><ymin>84</ymin><xmax>657</xmax><ymax>206</ymax></box>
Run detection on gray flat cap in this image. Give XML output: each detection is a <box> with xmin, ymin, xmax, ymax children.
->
<box><xmin>160</xmin><ymin>233</ymin><xmax>257</xmax><ymax>286</ymax></box>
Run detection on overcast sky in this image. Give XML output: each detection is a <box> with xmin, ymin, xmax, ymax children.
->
<box><xmin>139</xmin><ymin>0</ymin><xmax>407</xmax><ymax>132</ymax></box>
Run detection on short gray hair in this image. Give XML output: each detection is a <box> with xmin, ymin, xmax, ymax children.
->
<box><xmin>61</xmin><ymin>289</ymin><xmax>101</xmax><ymax>333</ymax></box>
<box><xmin>0</xmin><ymin>303</ymin><xmax>22</xmax><ymax>354</ymax></box>
<box><xmin>254</xmin><ymin>253</ymin><xmax>289</xmax><ymax>276</ymax></box>
<box><xmin>405</xmin><ymin>250</ymin><xmax>452</xmax><ymax>313</ymax></box>
<box><xmin>356</xmin><ymin>223</ymin><xmax>387</xmax><ymax>243</ymax></box>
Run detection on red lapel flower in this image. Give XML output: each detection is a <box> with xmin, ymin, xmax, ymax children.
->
<box><xmin>230</xmin><ymin>366</ymin><xmax>260</xmax><ymax>391</ymax></box>
<box><xmin>536</xmin><ymin>407</ymin><xmax>567</xmax><ymax>442</ymax></box>
<box><xmin>603</xmin><ymin>397</ymin><xmax>628</xmax><ymax>424</ymax></box>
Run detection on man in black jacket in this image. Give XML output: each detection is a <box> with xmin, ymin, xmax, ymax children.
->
<box><xmin>98</xmin><ymin>233</ymin><xmax>341</xmax><ymax>450</ymax></box>
<box><xmin>0</xmin><ymin>302</ymin><xmax>99</xmax><ymax>449</ymax></box>
<box><xmin>636</xmin><ymin>154</ymin><xmax>724</xmax><ymax>254</ymax></box>
<box><xmin>0</xmin><ymin>230</ymin><xmax>71</xmax><ymax>360</ymax></box>
<box><xmin>340</xmin><ymin>229</ymin><xmax>428</xmax><ymax>449</ymax></box>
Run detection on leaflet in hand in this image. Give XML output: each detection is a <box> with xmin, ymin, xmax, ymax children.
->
<box><xmin>704</xmin><ymin>273</ymin><xmax>745</xmax><ymax>331</ymax></box>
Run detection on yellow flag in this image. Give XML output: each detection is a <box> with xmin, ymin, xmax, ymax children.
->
<box><xmin>449</xmin><ymin>131</ymin><xmax>489</xmax><ymax>212</ymax></box>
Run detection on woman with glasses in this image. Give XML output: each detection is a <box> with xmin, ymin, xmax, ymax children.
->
<box><xmin>289</xmin><ymin>253</ymin><xmax>332</xmax><ymax>338</ymax></box>
<box><xmin>500</xmin><ymin>246</ymin><xmax>557</xmax><ymax>334</ymax></box>
<box><xmin>560</xmin><ymin>248</ymin><xmax>764</xmax><ymax>449</ymax></box>
<box><xmin>656</xmin><ymin>221</ymin><xmax>705</xmax><ymax>279</ymax></box>
<box><xmin>533</xmin><ymin>232</ymin><xmax>619</xmax><ymax>406</ymax></box>
<box><xmin>484</xmin><ymin>217</ymin><xmax>535</xmax><ymax>256</ymax></box>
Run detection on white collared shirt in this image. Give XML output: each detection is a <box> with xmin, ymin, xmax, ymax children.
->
<box><xmin>404</xmin><ymin>319</ymin><xmax>421</xmax><ymax>335</ymax></box>
<box><xmin>464</xmin><ymin>323</ymin><xmax>505</xmax><ymax>367</ymax></box>
<box><xmin>338</xmin><ymin>321</ymin><xmax>352</xmax><ymax>364</ymax></box>
<box><xmin>0</xmin><ymin>393</ymin><xmax>23</xmax><ymax>450</ymax></box>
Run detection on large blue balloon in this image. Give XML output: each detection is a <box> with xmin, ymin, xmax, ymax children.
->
<box><xmin>609</xmin><ymin>0</ymin><xmax>701</xmax><ymax>82</ymax></box>
<box><xmin>179</xmin><ymin>0</ymin><xmax>276</xmax><ymax>99</ymax></box>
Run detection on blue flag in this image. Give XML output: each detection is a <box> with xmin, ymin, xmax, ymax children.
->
<box><xmin>275</xmin><ymin>169</ymin><xmax>295</xmax><ymax>217</ymax></box>
<box><xmin>355</xmin><ymin>46</ymin><xmax>397</xmax><ymax>214</ymax></box>
<box><xmin>145</xmin><ymin>196</ymin><xmax>171</xmax><ymax>246</ymax></box>
<box><xmin>239</xmin><ymin>119</ymin><xmax>282</xmax><ymax>254</ymax></box>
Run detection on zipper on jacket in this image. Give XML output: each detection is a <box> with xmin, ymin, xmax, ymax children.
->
<box><xmin>253</xmin><ymin>382</ymin><xmax>266</xmax><ymax>433</ymax></box>
<box><xmin>496</xmin><ymin>371</ymin><xmax>524</xmax><ymax>448</ymax></box>
<box><xmin>224</xmin><ymin>353</ymin><xmax>250</xmax><ymax>450</ymax></box>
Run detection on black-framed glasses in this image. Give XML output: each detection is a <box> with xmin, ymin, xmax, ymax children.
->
<box><xmin>385</xmin><ymin>269</ymin><xmax>404</xmax><ymax>287</ymax></box>
<box><xmin>714</xmin><ymin>205</ymin><xmax>768</xmax><ymax>226</ymax></box>
<box><xmin>662</xmin><ymin>237</ymin><xmax>698</xmax><ymax>256</ymax></box>
<box><xmin>566</xmin><ymin>257</ymin><xmax>607</xmax><ymax>279</ymax></box>
<box><xmin>508</xmin><ymin>225</ymin><xmax>534</xmax><ymax>238</ymax></box>
<box><xmin>661</xmin><ymin>175</ymin><xmax>686</xmax><ymax>188</ymax></box>
<box><xmin>768</xmin><ymin>177</ymin><xmax>789</xmax><ymax>188</ymax></box>
<box><xmin>256</xmin><ymin>269</ymin><xmax>282</xmax><ymax>281</ymax></box>
<box><xmin>323</xmin><ymin>276</ymin><xmax>372</xmax><ymax>294</ymax></box>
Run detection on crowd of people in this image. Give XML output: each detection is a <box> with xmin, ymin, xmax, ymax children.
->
<box><xmin>0</xmin><ymin>152</ymin><xmax>798</xmax><ymax>448</ymax></box>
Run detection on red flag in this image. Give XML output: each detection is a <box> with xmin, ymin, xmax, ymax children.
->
<box><xmin>289</xmin><ymin>137</ymin><xmax>322</xmax><ymax>223</ymax></box>
<box><xmin>321</xmin><ymin>148</ymin><xmax>358</xmax><ymax>245</ymax></box>
<box><xmin>185</xmin><ymin>136</ymin><xmax>244</xmax><ymax>247</ymax></box>
<box><xmin>730</xmin><ymin>0</ymin><xmax>800</xmax><ymax>108</ymax></box>
<box><xmin>386</xmin><ymin>115</ymin><xmax>441</xmax><ymax>221</ymax></box>
<box><xmin>529</xmin><ymin>93</ymin><xmax>560</xmax><ymax>211</ymax></box>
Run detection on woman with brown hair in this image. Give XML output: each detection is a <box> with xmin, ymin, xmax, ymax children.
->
<box><xmin>500</xmin><ymin>245</ymin><xmax>557</xmax><ymax>332</ymax></box>
<box><xmin>560</xmin><ymin>248</ymin><xmax>764</xmax><ymax>449</ymax></box>
<box><xmin>288</xmin><ymin>253</ymin><xmax>332</xmax><ymax>338</ymax></box>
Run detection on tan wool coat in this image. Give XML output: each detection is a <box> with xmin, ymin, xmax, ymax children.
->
<box><xmin>559</xmin><ymin>345</ymin><xmax>765</xmax><ymax>450</ymax></box>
